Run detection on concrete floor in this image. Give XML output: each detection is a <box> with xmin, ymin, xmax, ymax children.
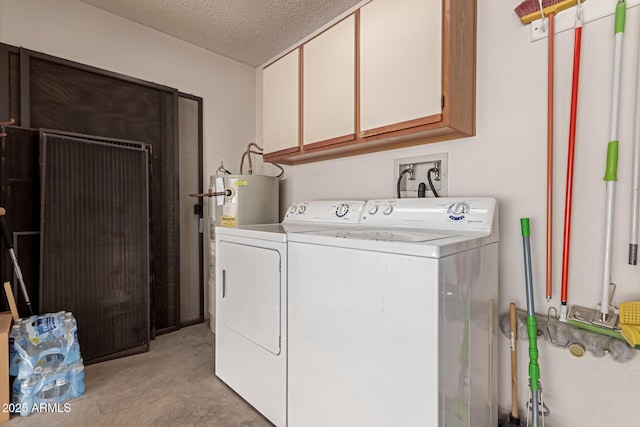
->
<box><xmin>6</xmin><ymin>323</ymin><xmax>272</xmax><ymax>427</ymax></box>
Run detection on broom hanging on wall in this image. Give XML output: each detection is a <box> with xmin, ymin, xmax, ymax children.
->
<box><xmin>515</xmin><ymin>0</ymin><xmax>585</xmax><ymax>303</ymax></box>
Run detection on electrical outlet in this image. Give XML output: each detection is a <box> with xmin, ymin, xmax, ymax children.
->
<box><xmin>393</xmin><ymin>153</ymin><xmax>448</xmax><ymax>198</ymax></box>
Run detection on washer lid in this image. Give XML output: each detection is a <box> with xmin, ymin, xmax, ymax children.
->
<box><xmin>288</xmin><ymin>226</ymin><xmax>493</xmax><ymax>258</ymax></box>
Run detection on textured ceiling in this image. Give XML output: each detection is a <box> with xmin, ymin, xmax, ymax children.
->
<box><xmin>80</xmin><ymin>0</ymin><xmax>362</xmax><ymax>67</ymax></box>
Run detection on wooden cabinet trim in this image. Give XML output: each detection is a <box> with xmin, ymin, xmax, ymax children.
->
<box><xmin>302</xmin><ymin>133</ymin><xmax>357</xmax><ymax>151</ymax></box>
<box><xmin>355</xmin><ymin>9</ymin><xmax>361</xmax><ymax>137</ymax></box>
<box><xmin>442</xmin><ymin>0</ymin><xmax>451</xmax><ymax>122</ymax></box>
<box><xmin>360</xmin><ymin>113</ymin><xmax>443</xmax><ymax>138</ymax></box>
<box><xmin>443</xmin><ymin>0</ymin><xmax>476</xmax><ymax>134</ymax></box>
<box><xmin>265</xmin><ymin>113</ymin><xmax>464</xmax><ymax>165</ymax></box>
<box><xmin>299</xmin><ymin>45</ymin><xmax>304</xmax><ymax>149</ymax></box>
<box><xmin>266</xmin><ymin>145</ymin><xmax>301</xmax><ymax>157</ymax></box>
<box><xmin>266</xmin><ymin>125</ymin><xmax>468</xmax><ymax>165</ymax></box>
<box><xmin>292</xmin><ymin>112</ymin><xmax>442</xmax><ymax>156</ymax></box>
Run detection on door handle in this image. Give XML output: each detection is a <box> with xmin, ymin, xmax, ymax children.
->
<box><xmin>222</xmin><ymin>269</ymin><xmax>226</xmax><ymax>298</ymax></box>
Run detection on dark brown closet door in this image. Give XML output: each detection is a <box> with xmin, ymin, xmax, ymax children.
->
<box><xmin>23</xmin><ymin>52</ymin><xmax>179</xmax><ymax>333</ymax></box>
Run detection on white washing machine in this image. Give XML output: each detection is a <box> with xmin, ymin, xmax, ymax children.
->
<box><xmin>214</xmin><ymin>200</ymin><xmax>365</xmax><ymax>427</ymax></box>
<box><xmin>287</xmin><ymin>198</ymin><xmax>499</xmax><ymax>427</ymax></box>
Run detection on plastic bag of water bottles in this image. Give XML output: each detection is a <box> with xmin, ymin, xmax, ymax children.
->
<box><xmin>10</xmin><ymin>311</ymin><xmax>81</xmax><ymax>378</ymax></box>
<box><xmin>11</xmin><ymin>360</ymin><xmax>85</xmax><ymax>416</ymax></box>
<box><xmin>9</xmin><ymin>311</ymin><xmax>85</xmax><ymax>416</ymax></box>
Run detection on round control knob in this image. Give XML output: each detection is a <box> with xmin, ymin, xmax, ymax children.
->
<box><xmin>382</xmin><ymin>205</ymin><xmax>394</xmax><ymax>215</ymax></box>
<box><xmin>289</xmin><ymin>205</ymin><xmax>297</xmax><ymax>214</ymax></box>
<box><xmin>447</xmin><ymin>202</ymin><xmax>471</xmax><ymax>221</ymax></box>
<box><xmin>450</xmin><ymin>202</ymin><xmax>468</xmax><ymax>215</ymax></box>
<box><xmin>298</xmin><ymin>205</ymin><xmax>307</xmax><ymax>214</ymax></box>
<box><xmin>336</xmin><ymin>204</ymin><xmax>350</xmax><ymax>217</ymax></box>
<box><xmin>368</xmin><ymin>205</ymin><xmax>379</xmax><ymax>215</ymax></box>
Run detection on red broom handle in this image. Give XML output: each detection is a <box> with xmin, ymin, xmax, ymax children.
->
<box><xmin>562</xmin><ymin>24</ymin><xmax>583</xmax><ymax>305</ymax></box>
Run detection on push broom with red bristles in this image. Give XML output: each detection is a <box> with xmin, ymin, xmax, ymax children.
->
<box><xmin>514</xmin><ymin>0</ymin><xmax>585</xmax><ymax>306</ymax></box>
<box><xmin>515</xmin><ymin>0</ymin><xmax>583</xmax><ymax>25</ymax></box>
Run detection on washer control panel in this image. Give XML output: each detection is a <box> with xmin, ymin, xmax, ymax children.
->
<box><xmin>284</xmin><ymin>201</ymin><xmax>365</xmax><ymax>224</ymax></box>
<box><xmin>361</xmin><ymin>198</ymin><xmax>496</xmax><ymax>230</ymax></box>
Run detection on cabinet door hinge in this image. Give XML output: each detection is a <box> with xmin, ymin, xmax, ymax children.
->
<box><xmin>441</xmin><ymin>95</ymin><xmax>445</xmax><ymax>109</ymax></box>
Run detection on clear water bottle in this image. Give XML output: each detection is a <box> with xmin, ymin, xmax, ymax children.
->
<box><xmin>33</xmin><ymin>353</ymin><xmax>66</xmax><ymax>374</ymax></box>
<box><xmin>55</xmin><ymin>377</ymin><xmax>70</xmax><ymax>398</ymax></box>
<box><xmin>13</xmin><ymin>376</ymin><xmax>36</xmax><ymax>413</ymax></box>
<box><xmin>40</xmin><ymin>377</ymin><xmax>70</xmax><ymax>400</ymax></box>
<box><xmin>36</xmin><ymin>379</ymin><xmax>57</xmax><ymax>400</ymax></box>
<box><xmin>70</xmin><ymin>362</ymin><xmax>85</xmax><ymax>397</ymax></box>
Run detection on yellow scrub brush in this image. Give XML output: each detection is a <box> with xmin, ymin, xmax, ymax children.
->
<box><xmin>619</xmin><ymin>302</ymin><xmax>640</xmax><ymax>348</ymax></box>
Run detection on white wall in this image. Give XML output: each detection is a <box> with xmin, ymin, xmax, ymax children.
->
<box><xmin>0</xmin><ymin>0</ymin><xmax>256</xmax><ymax>323</ymax></box>
<box><xmin>258</xmin><ymin>1</ymin><xmax>640</xmax><ymax>425</ymax></box>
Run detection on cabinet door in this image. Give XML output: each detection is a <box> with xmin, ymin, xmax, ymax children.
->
<box><xmin>263</xmin><ymin>49</ymin><xmax>300</xmax><ymax>154</ymax></box>
<box><xmin>303</xmin><ymin>15</ymin><xmax>356</xmax><ymax>146</ymax></box>
<box><xmin>360</xmin><ymin>0</ymin><xmax>442</xmax><ymax>134</ymax></box>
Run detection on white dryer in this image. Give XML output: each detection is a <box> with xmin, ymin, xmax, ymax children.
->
<box><xmin>287</xmin><ymin>198</ymin><xmax>499</xmax><ymax>427</ymax></box>
<box><xmin>214</xmin><ymin>200</ymin><xmax>365</xmax><ymax>427</ymax></box>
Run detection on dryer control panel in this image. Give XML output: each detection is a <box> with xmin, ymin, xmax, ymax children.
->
<box><xmin>284</xmin><ymin>201</ymin><xmax>365</xmax><ymax>224</ymax></box>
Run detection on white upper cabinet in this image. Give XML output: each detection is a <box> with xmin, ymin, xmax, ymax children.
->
<box><xmin>262</xmin><ymin>49</ymin><xmax>300</xmax><ymax>154</ymax></box>
<box><xmin>360</xmin><ymin>0</ymin><xmax>442</xmax><ymax>133</ymax></box>
<box><xmin>262</xmin><ymin>0</ymin><xmax>476</xmax><ymax>165</ymax></box>
<box><xmin>303</xmin><ymin>14</ymin><xmax>356</xmax><ymax>146</ymax></box>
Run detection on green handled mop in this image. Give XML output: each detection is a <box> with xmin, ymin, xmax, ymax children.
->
<box><xmin>601</xmin><ymin>0</ymin><xmax>626</xmax><ymax>323</ymax></box>
<box><xmin>567</xmin><ymin>0</ymin><xmax>626</xmax><ymax>336</ymax></box>
<box><xmin>521</xmin><ymin>219</ymin><xmax>542</xmax><ymax>427</ymax></box>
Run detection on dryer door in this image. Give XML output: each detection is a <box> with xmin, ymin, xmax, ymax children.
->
<box><xmin>218</xmin><ymin>241</ymin><xmax>282</xmax><ymax>354</ymax></box>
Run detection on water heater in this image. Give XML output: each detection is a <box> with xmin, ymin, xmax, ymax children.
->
<box><xmin>220</xmin><ymin>175</ymin><xmax>280</xmax><ymax>227</ymax></box>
